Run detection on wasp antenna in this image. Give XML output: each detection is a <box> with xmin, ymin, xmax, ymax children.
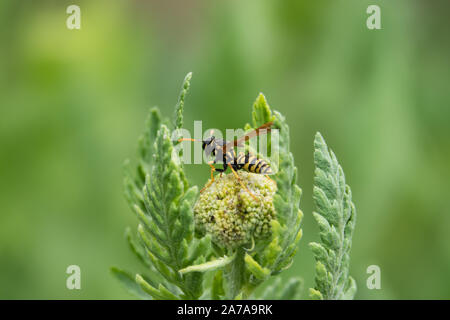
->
<box><xmin>178</xmin><ymin>138</ymin><xmax>197</xmax><ymax>142</ymax></box>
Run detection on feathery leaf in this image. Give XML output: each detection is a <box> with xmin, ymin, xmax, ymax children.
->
<box><xmin>309</xmin><ymin>132</ymin><xmax>357</xmax><ymax>300</ymax></box>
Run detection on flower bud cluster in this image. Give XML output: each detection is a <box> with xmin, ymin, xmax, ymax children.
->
<box><xmin>194</xmin><ymin>171</ymin><xmax>277</xmax><ymax>248</ymax></box>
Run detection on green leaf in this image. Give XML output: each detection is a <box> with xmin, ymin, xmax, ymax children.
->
<box><xmin>262</xmin><ymin>106</ymin><xmax>303</xmax><ymax>274</ymax></box>
<box><xmin>257</xmin><ymin>277</ymin><xmax>303</xmax><ymax>300</ymax></box>
<box><xmin>257</xmin><ymin>278</ymin><xmax>282</xmax><ymax>300</ymax></box>
<box><xmin>138</xmin><ymin>107</ymin><xmax>162</xmax><ymax>179</ymax></box>
<box><xmin>278</xmin><ymin>277</ymin><xmax>303</xmax><ymax>300</ymax></box>
<box><xmin>234</xmin><ymin>292</ymin><xmax>244</xmax><ymax>300</ymax></box>
<box><xmin>125</xmin><ymin>227</ymin><xmax>153</xmax><ymax>268</ymax></box>
<box><xmin>179</xmin><ymin>254</ymin><xmax>236</xmax><ymax>274</ymax></box>
<box><xmin>244</xmin><ymin>254</ymin><xmax>270</xmax><ymax>280</ymax></box>
<box><xmin>223</xmin><ymin>248</ymin><xmax>246</xmax><ymax>299</ymax></box>
<box><xmin>309</xmin><ymin>288</ymin><xmax>324</xmax><ymax>300</ymax></box>
<box><xmin>158</xmin><ymin>283</ymin><xmax>181</xmax><ymax>300</ymax></box>
<box><xmin>252</xmin><ymin>93</ymin><xmax>275</xmax><ymax>128</ymax></box>
<box><xmin>139</xmin><ymin>124</ymin><xmax>203</xmax><ymax>298</ymax></box>
<box><xmin>211</xmin><ymin>270</ymin><xmax>225</xmax><ymax>300</ymax></box>
<box><xmin>342</xmin><ymin>276</ymin><xmax>357</xmax><ymax>300</ymax></box>
<box><xmin>136</xmin><ymin>274</ymin><xmax>179</xmax><ymax>300</ymax></box>
<box><xmin>184</xmin><ymin>255</ymin><xmax>206</xmax><ymax>299</ymax></box>
<box><xmin>173</xmin><ymin>72</ymin><xmax>192</xmax><ymax>130</ymax></box>
<box><xmin>110</xmin><ymin>267</ymin><xmax>152</xmax><ymax>300</ymax></box>
<box><xmin>116</xmin><ymin>74</ymin><xmax>209</xmax><ymax>301</ymax></box>
<box><xmin>309</xmin><ymin>132</ymin><xmax>357</xmax><ymax>300</ymax></box>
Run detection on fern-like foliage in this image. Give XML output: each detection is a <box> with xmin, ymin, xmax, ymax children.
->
<box><xmin>179</xmin><ymin>93</ymin><xmax>304</xmax><ymax>299</ymax></box>
<box><xmin>113</xmin><ymin>73</ymin><xmax>211</xmax><ymax>300</ymax></box>
<box><xmin>309</xmin><ymin>132</ymin><xmax>357</xmax><ymax>300</ymax></box>
<box><xmin>258</xmin><ymin>277</ymin><xmax>303</xmax><ymax>300</ymax></box>
<box><xmin>240</xmin><ymin>94</ymin><xmax>303</xmax><ymax>298</ymax></box>
<box><xmin>112</xmin><ymin>73</ymin><xmax>358</xmax><ymax>300</ymax></box>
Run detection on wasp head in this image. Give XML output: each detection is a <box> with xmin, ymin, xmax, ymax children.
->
<box><xmin>202</xmin><ymin>136</ymin><xmax>216</xmax><ymax>156</ymax></box>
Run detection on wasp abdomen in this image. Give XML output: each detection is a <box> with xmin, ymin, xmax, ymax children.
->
<box><xmin>236</xmin><ymin>152</ymin><xmax>272</xmax><ymax>174</ymax></box>
<box><xmin>224</xmin><ymin>149</ymin><xmax>236</xmax><ymax>165</ymax></box>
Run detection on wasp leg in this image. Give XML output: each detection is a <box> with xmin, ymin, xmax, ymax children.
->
<box><xmin>209</xmin><ymin>162</ymin><xmax>216</xmax><ymax>180</ymax></box>
<box><xmin>265</xmin><ymin>174</ymin><xmax>277</xmax><ymax>186</ymax></box>
<box><xmin>229</xmin><ymin>165</ymin><xmax>259</xmax><ymax>201</ymax></box>
<box><xmin>216</xmin><ymin>163</ymin><xmax>227</xmax><ymax>178</ymax></box>
<box><xmin>200</xmin><ymin>161</ymin><xmax>216</xmax><ymax>193</ymax></box>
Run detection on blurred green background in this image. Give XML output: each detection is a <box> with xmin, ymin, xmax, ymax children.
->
<box><xmin>1</xmin><ymin>0</ymin><xmax>449</xmax><ymax>299</ymax></box>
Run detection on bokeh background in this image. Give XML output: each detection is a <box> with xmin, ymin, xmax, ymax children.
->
<box><xmin>0</xmin><ymin>0</ymin><xmax>449</xmax><ymax>299</ymax></box>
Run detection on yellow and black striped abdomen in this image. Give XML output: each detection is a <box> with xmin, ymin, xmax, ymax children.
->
<box><xmin>236</xmin><ymin>152</ymin><xmax>272</xmax><ymax>174</ymax></box>
<box><xmin>224</xmin><ymin>149</ymin><xmax>236</xmax><ymax>164</ymax></box>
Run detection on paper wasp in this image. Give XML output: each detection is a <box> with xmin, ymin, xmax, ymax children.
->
<box><xmin>178</xmin><ymin>121</ymin><xmax>275</xmax><ymax>200</ymax></box>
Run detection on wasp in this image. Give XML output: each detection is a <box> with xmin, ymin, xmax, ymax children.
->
<box><xmin>178</xmin><ymin>121</ymin><xmax>275</xmax><ymax>200</ymax></box>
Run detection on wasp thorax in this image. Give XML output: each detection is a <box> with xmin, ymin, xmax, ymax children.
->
<box><xmin>194</xmin><ymin>171</ymin><xmax>277</xmax><ymax>249</ymax></box>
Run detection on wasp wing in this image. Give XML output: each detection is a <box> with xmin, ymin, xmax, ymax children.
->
<box><xmin>222</xmin><ymin>121</ymin><xmax>273</xmax><ymax>154</ymax></box>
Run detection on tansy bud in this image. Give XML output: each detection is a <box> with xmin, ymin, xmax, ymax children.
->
<box><xmin>194</xmin><ymin>172</ymin><xmax>277</xmax><ymax>249</ymax></box>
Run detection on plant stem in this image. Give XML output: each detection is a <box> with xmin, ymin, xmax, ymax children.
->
<box><xmin>224</xmin><ymin>247</ymin><xmax>246</xmax><ymax>299</ymax></box>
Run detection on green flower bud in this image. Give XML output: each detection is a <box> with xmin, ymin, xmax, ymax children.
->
<box><xmin>194</xmin><ymin>171</ymin><xmax>277</xmax><ymax>249</ymax></box>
